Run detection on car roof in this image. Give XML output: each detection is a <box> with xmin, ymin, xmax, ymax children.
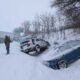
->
<box><xmin>57</xmin><ymin>40</ymin><xmax>80</xmax><ymax>52</ymax></box>
<box><xmin>20</xmin><ymin>36</ymin><xmax>37</xmax><ymax>43</ymax></box>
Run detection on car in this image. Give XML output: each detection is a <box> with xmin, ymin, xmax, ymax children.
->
<box><xmin>43</xmin><ymin>40</ymin><xmax>80</xmax><ymax>69</ymax></box>
<box><xmin>20</xmin><ymin>36</ymin><xmax>50</xmax><ymax>55</ymax></box>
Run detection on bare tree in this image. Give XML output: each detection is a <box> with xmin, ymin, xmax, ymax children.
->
<box><xmin>22</xmin><ymin>21</ymin><xmax>31</xmax><ymax>36</ymax></box>
<box><xmin>51</xmin><ymin>0</ymin><xmax>80</xmax><ymax>30</ymax></box>
<box><xmin>32</xmin><ymin>15</ymin><xmax>41</xmax><ymax>36</ymax></box>
<box><xmin>40</xmin><ymin>13</ymin><xmax>55</xmax><ymax>38</ymax></box>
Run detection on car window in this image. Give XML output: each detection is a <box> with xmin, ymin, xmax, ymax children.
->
<box><xmin>57</xmin><ymin>40</ymin><xmax>80</xmax><ymax>53</ymax></box>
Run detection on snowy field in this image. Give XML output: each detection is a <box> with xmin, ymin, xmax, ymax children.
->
<box><xmin>0</xmin><ymin>41</ymin><xmax>80</xmax><ymax>80</ymax></box>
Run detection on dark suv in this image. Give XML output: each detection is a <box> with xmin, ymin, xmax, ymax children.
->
<box><xmin>20</xmin><ymin>37</ymin><xmax>50</xmax><ymax>55</ymax></box>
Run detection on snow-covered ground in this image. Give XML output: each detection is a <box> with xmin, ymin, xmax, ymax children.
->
<box><xmin>0</xmin><ymin>41</ymin><xmax>80</xmax><ymax>80</ymax></box>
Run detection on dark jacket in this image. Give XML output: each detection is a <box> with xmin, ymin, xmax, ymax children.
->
<box><xmin>4</xmin><ymin>36</ymin><xmax>11</xmax><ymax>46</ymax></box>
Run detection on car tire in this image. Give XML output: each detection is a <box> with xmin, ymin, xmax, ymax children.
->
<box><xmin>58</xmin><ymin>60</ymin><xmax>68</xmax><ymax>69</ymax></box>
<box><xmin>25</xmin><ymin>50</ymin><xmax>29</xmax><ymax>54</ymax></box>
<box><xmin>35</xmin><ymin>45</ymin><xmax>41</xmax><ymax>54</ymax></box>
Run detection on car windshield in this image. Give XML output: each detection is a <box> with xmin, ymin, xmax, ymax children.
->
<box><xmin>57</xmin><ymin>40</ymin><xmax>80</xmax><ymax>53</ymax></box>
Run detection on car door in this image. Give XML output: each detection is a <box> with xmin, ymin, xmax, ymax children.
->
<box><xmin>63</xmin><ymin>48</ymin><xmax>80</xmax><ymax>64</ymax></box>
<box><xmin>35</xmin><ymin>39</ymin><xmax>46</xmax><ymax>47</ymax></box>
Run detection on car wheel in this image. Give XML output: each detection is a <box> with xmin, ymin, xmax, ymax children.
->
<box><xmin>25</xmin><ymin>50</ymin><xmax>29</xmax><ymax>54</ymax></box>
<box><xmin>35</xmin><ymin>45</ymin><xmax>41</xmax><ymax>53</ymax></box>
<box><xmin>58</xmin><ymin>60</ymin><xmax>68</xmax><ymax>69</ymax></box>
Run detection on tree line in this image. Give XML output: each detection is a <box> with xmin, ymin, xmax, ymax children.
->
<box><xmin>13</xmin><ymin>13</ymin><xmax>56</xmax><ymax>38</ymax></box>
<box><xmin>13</xmin><ymin>0</ymin><xmax>80</xmax><ymax>39</ymax></box>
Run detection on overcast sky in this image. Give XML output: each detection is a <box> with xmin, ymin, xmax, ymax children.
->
<box><xmin>0</xmin><ymin>0</ymin><xmax>54</xmax><ymax>32</ymax></box>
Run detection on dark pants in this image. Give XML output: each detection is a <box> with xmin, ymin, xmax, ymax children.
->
<box><xmin>6</xmin><ymin>45</ymin><xmax>10</xmax><ymax>54</ymax></box>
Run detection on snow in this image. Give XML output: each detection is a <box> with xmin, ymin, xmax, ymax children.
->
<box><xmin>0</xmin><ymin>41</ymin><xmax>80</xmax><ymax>80</ymax></box>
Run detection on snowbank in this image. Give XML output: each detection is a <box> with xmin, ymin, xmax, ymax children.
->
<box><xmin>0</xmin><ymin>41</ymin><xmax>80</xmax><ymax>80</ymax></box>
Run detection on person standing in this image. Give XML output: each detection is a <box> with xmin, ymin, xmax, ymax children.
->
<box><xmin>4</xmin><ymin>35</ymin><xmax>11</xmax><ymax>54</ymax></box>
